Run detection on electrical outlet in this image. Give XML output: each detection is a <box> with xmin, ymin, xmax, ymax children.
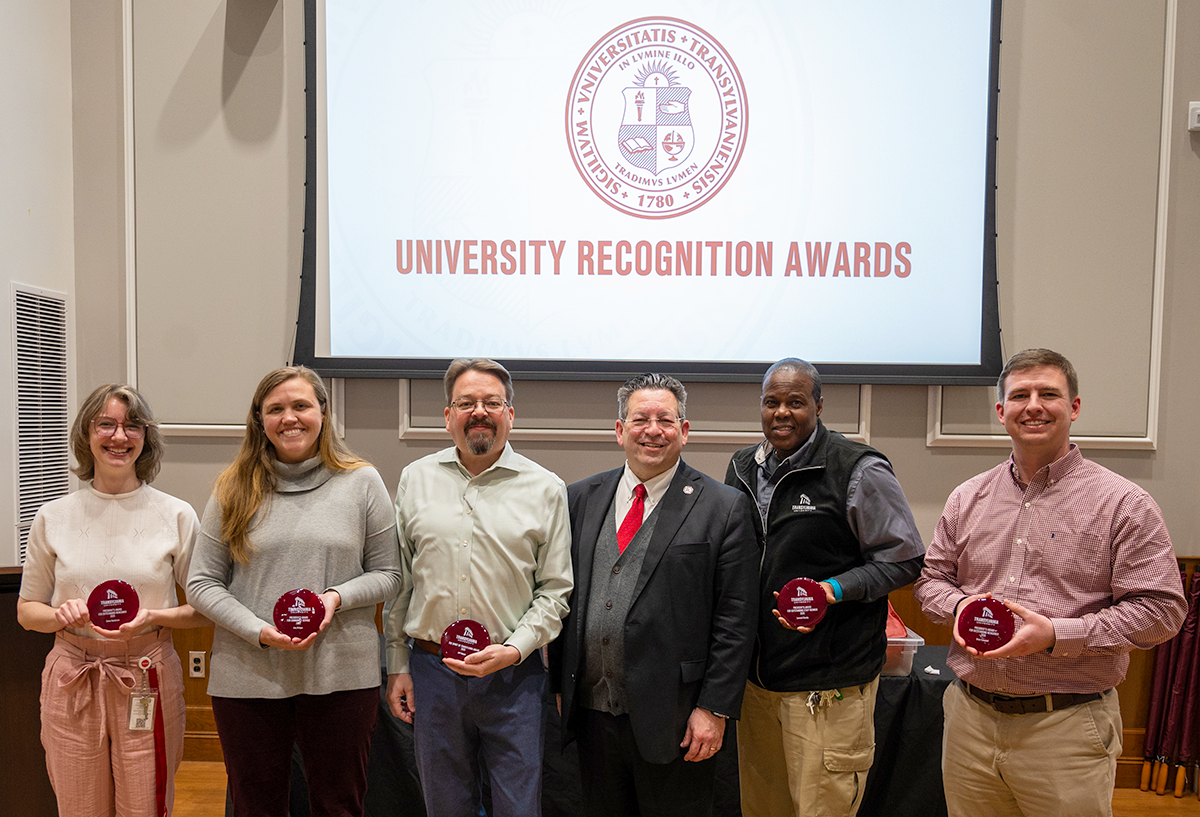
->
<box><xmin>1189</xmin><ymin>102</ymin><xmax>1200</xmax><ymax>133</ymax></box>
<box><xmin>188</xmin><ymin>651</ymin><xmax>206</xmax><ymax>678</ymax></box>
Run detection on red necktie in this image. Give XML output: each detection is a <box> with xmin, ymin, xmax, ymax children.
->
<box><xmin>618</xmin><ymin>484</ymin><xmax>647</xmax><ymax>553</ymax></box>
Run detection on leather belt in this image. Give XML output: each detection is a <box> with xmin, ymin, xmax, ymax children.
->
<box><xmin>413</xmin><ymin>638</ymin><xmax>441</xmax><ymax>657</ymax></box>
<box><xmin>964</xmin><ymin>682</ymin><xmax>1104</xmax><ymax>715</ymax></box>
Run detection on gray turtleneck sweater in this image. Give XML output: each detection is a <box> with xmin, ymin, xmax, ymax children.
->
<box><xmin>187</xmin><ymin>456</ymin><xmax>401</xmax><ymax>698</ymax></box>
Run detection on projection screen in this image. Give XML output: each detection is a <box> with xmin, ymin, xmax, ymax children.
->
<box><xmin>296</xmin><ymin>0</ymin><xmax>1003</xmax><ymax>383</ymax></box>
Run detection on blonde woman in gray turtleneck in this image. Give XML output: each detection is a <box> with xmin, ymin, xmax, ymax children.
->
<box><xmin>187</xmin><ymin>366</ymin><xmax>401</xmax><ymax>817</ymax></box>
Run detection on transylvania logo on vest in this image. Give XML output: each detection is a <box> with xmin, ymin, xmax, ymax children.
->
<box><xmin>565</xmin><ymin>17</ymin><xmax>748</xmax><ymax>219</ymax></box>
<box><xmin>792</xmin><ymin>495</ymin><xmax>815</xmax><ymax>514</ymax></box>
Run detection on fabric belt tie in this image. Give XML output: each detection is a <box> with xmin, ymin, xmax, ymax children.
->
<box><xmin>964</xmin><ymin>682</ymin><xmax>1104</xmax><ymax>715</ymax></box>
<box><xmin>56</xmin><ymin>651</ymin><xmax>138</xmax><ymax>732</ymax></box>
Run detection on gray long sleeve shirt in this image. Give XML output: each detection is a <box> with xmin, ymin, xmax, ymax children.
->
<box><xmin>188</xmin><ymin>457</ymin><xmax>401</xmax><ymax>698</ymax></box>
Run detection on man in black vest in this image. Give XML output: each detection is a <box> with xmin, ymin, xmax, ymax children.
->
<box><xmin>551</xmin><ymin>373</ymin><xmax>758</xmax><ymax>816</ymax></box>
<box><xmin>725</xmin><ymin>358</ymin><xmax>925</xmax><ymax>817</ymax></box>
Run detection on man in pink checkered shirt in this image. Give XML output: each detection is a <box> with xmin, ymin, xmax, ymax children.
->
<box><xmin>915</xmin><ymin>348</ymin><xmax>1185</xmax><ymax>817</ymax></box>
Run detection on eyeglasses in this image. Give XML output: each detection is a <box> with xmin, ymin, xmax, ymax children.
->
<box><xmin>92</xmin><ymin>418</ymin><xmax>147</xmax><ymax>439</ymax></box>
<box><xmin>449</xmin><ymin>399</ymin><xmax>509</xmax><ymax>414</ymax></box>
<box><xmin>624</xmin><ymin>416</ymin><xmax>681</xmax><ymax>432</ymax></box>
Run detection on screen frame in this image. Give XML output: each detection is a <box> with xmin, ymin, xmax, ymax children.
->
<box><xmin>294</xmin><ymin>0</ymin><xmax>1004</xmax><ymax>385</ymax></box>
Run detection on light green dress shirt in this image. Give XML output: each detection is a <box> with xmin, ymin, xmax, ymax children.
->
<box><xmin>384</xmin><ymin>443</ymin><xmax>573</xmax><ymax>674</ymax></box>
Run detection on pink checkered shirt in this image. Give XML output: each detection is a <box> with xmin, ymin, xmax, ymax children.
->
<box><xmin>915</xmin><ymin>445</ymin><xmax>1185</xmax><ymax>695</ymax></box>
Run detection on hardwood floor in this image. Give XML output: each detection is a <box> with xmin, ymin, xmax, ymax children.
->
<box><xmin>174</xmin><ymin>760</ymin><xmax>1200</xmax><ymax>816</ymax></box>
<box><xmin>174</xmin><ymin>761</ymin><xmax>227</xmax><ymax>817</ymax></box>
<box><xmin>1113</xmin><ymin>788</ymin><xmax>1200</xmax><ymax>817</ymax></box>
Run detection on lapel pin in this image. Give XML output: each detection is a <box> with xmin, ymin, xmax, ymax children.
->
<box><xmin>683</xmin><ymin>485</ymin><xmax>694</xmax><ymax>495</ymax></box>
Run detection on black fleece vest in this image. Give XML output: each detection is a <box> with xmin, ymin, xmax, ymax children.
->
<box><xmin>728</xmin><ymin>422</ymin><xmax>889</xmax><ymax>691</ymax></box>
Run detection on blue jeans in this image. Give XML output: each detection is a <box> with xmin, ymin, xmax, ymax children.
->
<box><xmin>409</xmin><ymin>647</ymin><xmax>547</xmax><ymax>817</ymax></box>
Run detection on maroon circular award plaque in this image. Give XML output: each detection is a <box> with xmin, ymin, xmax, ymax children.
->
<box><xmin>87</xmin><ymin>580</ymin><xmax>140</xmax><ymax>629</ymax></box>
<box><xmin>441</xmin><ymin>619</ymin><xmax>491</xmax><ymax>661</ymax></box>
<box><xmin>274</xmin><ymin>589</ymin><xmax>326</xmax><ymax>639</ymax></box>
<box><xmin>957</xmin><ymin>597</ymin><xmax>1016</xmax><ymax>651</ymax></box>
<box><xmin>778</xmin><ymin>578</ymin><xmax>828</xmax><ymax>629</ymax></box>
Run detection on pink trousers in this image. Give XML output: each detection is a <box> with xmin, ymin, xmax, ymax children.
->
<box><xmin>40</xmin><ymin>628</ymin><xmax>186</xmax><ymax>817</ymax></box>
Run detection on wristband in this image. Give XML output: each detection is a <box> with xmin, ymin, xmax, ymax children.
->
<box><xmin>826</xmin><ymin>578</ymin><xmax>844</xmax><ymax>602</ymax></box>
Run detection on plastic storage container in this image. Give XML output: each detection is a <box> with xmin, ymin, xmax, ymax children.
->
<box><xmin>882</xmin><ymin>627</ymin><xmax>925</xmax><ymax>676</ymax></box>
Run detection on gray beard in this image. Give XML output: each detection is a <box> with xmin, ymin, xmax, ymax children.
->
<box><xmin>466</xmin><ymin>426</ymin><xmax>495</xmax><ymax>456</ymax></box>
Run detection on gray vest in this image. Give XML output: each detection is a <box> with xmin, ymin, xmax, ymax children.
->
<box><xmin>579</xmin><ymin>499</ymin><xmax>661</xmax><ymax>714</ymax></box>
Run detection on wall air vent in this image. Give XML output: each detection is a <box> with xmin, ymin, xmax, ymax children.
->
<box><xmin>11</xmin><ymin>285</ymin><xmax>70</xmax><ymax>565</ymax></box>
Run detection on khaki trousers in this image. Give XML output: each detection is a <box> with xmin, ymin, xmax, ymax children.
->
<box><xmin>942</xmin><ymin>681</ymin><xmax>1122</xmax><ymax>817</ymax></box>
<box><xmin>40</xmin><ymin>628</ymin><xmax>185</xmax><ymax>817</ymax></box>
<box><xmin>738</xmin><ymin>677</ymin><xmax>878</xmax><ymax>817</ymax></box>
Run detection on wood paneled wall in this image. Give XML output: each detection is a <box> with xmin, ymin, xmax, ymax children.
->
<box><xmin>173</xmin><ymin>623</ymin><xmax>222</xmax><ymax>761</ymax></box>
<box><xmin>1</xmin><ymin>569</ymin><xmax>59</xmax><ymax>816</ymax></box>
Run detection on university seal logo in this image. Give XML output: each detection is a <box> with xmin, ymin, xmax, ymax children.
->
<box><xmin>565</xmin><ymin>17</ymin><xmax>748</xmax><ymax>219</ymax></box>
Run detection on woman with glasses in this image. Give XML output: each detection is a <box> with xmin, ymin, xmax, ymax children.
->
<box><xmin>17</xmin><ymin>384</ymin><xmax>207</xmax><ymax>816</ymax></box>
<box><xmin>187</xmin><ymin>366</ymin><xmax>401</xmax><ymax>817</ymax></box>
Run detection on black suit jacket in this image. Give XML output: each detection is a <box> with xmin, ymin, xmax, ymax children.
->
<box><xmin>550</xmin><ymin>459</ymin><xmax>759</xmax><ymax>764</ymax></box>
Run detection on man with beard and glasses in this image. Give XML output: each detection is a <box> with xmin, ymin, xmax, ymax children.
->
<box><xmin>384</xmin><ymin>358</ymin><xmax>573</xmax><ymax>817</ymax></box>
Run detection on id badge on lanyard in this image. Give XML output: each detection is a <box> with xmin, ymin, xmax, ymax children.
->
<box><xmin>129</xmin><ymin>655</ymin><xmax>159</xmax><ymax>731</ymax></box>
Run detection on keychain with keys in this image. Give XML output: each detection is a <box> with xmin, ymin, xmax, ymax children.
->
<box><xmin>805</xmin><ymin>688</ymin><xmax>844</xmax><ymax>715</ymax></box>
<box><xmin>128</xmin><ymin>656</ymin><xmax>159</xmax><ymax>731</ymax></box>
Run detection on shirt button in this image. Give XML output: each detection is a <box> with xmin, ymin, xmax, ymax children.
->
<box><xmin>461</xmin><ymin>575</ymin><xmax>467</xmax><ymax>581</ymax></box>
<box><xmin>460</xmin><ymin>608</ymin><xmax>467</xmax><ymax>614</ymax></box>
<box><xmin>1024</xmin><ymin>502</ymin><xmax>1030</xmax><ymax>508</ymax></box>
<box><xmin>613</xmin><ymin>566</ymin><xmax>621</xmax><ymax>574</ymax></box>
<box><xmin>605</xmin><ymin>671</ymin><xmax>612</xmax><ymax>678</ymax></box>
<box><xmin>602</xmin><ymin>636</ymin><xmax>610</xmax><ymax>645</ymax></box>
<box><xmin>1016</xmin><ymin>538</ymin><xmax>1022</xmax><ymax>545</ymax></box>
<box><xmin>1009</xmin><ymin>576</ymin><xmax>1016</xmax><ymax>582</ymax></box>
<box><xmin>605</xmin><ymin>601</ymin><xmax>613</xmax><ymax>610</ymax></box>
<box><xmin>462</xmin><ymin>542</ymin><xmax>468</xmax><ymax>547</ymax></box>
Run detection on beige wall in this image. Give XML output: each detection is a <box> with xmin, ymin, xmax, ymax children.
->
<box><xmin>60</xmin><ymin>0</ymin><xmax>1200</xmax><ymax>557</ymax></box>
<box><xmin>1</xmin><ymin>0</ymin><xmax>76</xmax><ymax>567</ymax></box>
<box><xmin>71</xmin><ymin>0</ymin><xmax>125</xmax><ymax>392</ymax></box>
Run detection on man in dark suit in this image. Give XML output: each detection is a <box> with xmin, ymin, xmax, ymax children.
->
<box><xmin>550</xmin><ymin>373</ymin><xmax>759</xmax><ymax>817</ymax></box>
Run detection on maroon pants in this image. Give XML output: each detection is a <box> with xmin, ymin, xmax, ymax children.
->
<box><xmin>212</xmin><ymin>687</ymin><xmax>379</xmax><ymax>817</ymax></box>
